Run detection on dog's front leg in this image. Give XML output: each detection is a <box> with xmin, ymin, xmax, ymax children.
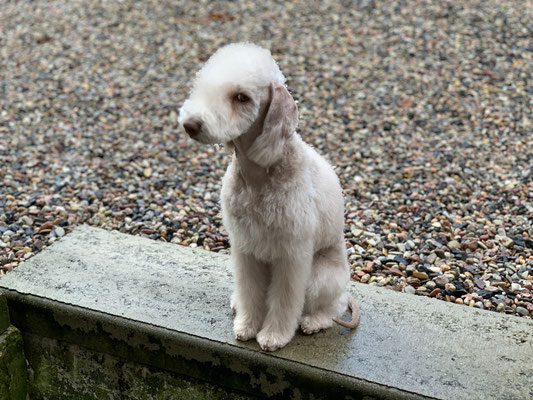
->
<box><xmin>256</xmin><ymin>252</ymin><xmax>312</xmax><ymax>351</ymax></box>
<box><xmin>232</xmin><ymin>250</ymin><xmax>269</xmax><ymax>341</ymax></box>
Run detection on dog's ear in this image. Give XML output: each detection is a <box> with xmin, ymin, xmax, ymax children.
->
<box><xmin>247</xmin><ymin>83</ymin><xmax>298</xmax><ymax>168</ymax></box>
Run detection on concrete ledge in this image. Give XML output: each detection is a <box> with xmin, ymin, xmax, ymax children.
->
<box><xmin>1</xmin><ymin>226</ymin><xmax>532</xmax><ymax>399</ymax></box>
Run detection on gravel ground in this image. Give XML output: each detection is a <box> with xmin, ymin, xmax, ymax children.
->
<box><xmin>1</xmin><ymin>0</ymin><xmax>532</xmax><ymax>319</ymax></box>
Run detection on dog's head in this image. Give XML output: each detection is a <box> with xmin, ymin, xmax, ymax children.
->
<box><xmin>178</xmin><ymin>43</ymin><xmax>298</xmax><ymax>167</ymax></box>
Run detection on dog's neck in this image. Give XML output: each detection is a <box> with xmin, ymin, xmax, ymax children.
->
<box><xmin>231</xmin><ymin>131</ymin><xmax>269</xmax><ymax>186</ymax></box>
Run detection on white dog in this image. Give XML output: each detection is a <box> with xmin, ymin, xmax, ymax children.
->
<box><xmin>179</xmin><ymin>43</ymin><xmax>359</xmax><ymax>351</ymax></box>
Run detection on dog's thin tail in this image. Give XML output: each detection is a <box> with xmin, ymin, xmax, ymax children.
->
<box><xmin>332</xmin><ymin>295</ymin><xmax>360</xmax><ymax>329</ymax></box>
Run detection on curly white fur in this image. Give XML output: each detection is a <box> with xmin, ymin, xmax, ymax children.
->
<box><xmin>179</xmin><ymin>43</ymin><xmax>358</xmax><ymax>351</ymax></box>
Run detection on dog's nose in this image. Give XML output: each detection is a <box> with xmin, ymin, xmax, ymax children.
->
<box><xmin>183</xmin><ymin>119</ymin><xmax>202</xmax><ymax>137</ymax></box>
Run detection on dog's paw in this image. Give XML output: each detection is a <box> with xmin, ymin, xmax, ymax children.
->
<box><xmin>300</xmin><ymin>314</ymin><xmax>334</xmax><ymax>335</ymax></box>
<box><xmin>256</xmin><ymin>329</ymin><xmax>293</xmax><ymax>352</ymax></box>
<box><xmin>233</xmin><ymin>320</ymin><xmax>259</xmax><ymax>341</ymax></box>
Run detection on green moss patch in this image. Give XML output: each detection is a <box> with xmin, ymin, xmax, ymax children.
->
<box><xmin>0</xmin><ymin>326</ymin><xmax>28</xmax><ymax>400</ymax></box>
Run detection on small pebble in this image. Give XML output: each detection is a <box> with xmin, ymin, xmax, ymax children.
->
<box><xmin>434</xmin><ymin>276</ymin><xmax>449</xmax><ymax>286</ymax></box>
<box><xmin>404</xmin><ymin>286</ymin><xmax>416</xmax><ymax>295</ymax></box>
<box><xmin>55</xmin><ymin>226</ymin><xmax>65</xmax><ymax>238</ymax></box>
<box><xmin>426</xmin><ymin>253</ymin><xmax>437</xmax><ymax>264</ymax></box>
<box><xmin>447</xmin><ymin>240</ymin><xmax>461</xmax><ymax>249</ymax></box>
<box><xmin>412</xmin><ymin>271</ymin><xmax>429</xmax><ymax>280</ymax></box>
<box><xmin>425</xmin><ymin>281</ymin><xmax>436</xmax><ymax>290</ymax></box>
<box><xmin>516</xmin><ymin>307</ymin><xmax>529</xmax><ymax>317</ymax></box>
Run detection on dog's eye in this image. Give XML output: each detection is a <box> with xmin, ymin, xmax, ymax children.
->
<box><xmin>234</xmin><ymin>93</ymin><xmax>250</xmax><ymax>103</ymax></box>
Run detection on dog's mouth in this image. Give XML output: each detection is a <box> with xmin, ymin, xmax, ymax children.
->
<box><xmin>189</xmin><ymin>135</ymin><xmax>210</xmax><ymax>144</ymax></box>
<box><xmin>181</xmin><ymin>125</ymin><xmax>216</xmax><ymax>145</ymax></box>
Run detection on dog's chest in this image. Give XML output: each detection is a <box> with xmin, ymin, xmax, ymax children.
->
<box><xmin>224</xmin><ymin>184</ymin><xmax>301</xmax><ymax>231</ymax></box>
<box><xmin>220</xmin><ymin>167</ymin><xmax>316</xmax><ymax>259</ymax></box>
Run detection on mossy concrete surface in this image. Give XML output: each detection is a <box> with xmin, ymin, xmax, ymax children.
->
<box><xmin>0</xmin><ymin>325</ymin><xmax>28</xmax><ymax>400</ymax></box>
<box><xmin>1</xmin><ymin>226</ymin><xmax>533</xmax><ymax>399</ymax></box>
<box><xmin>24</xmin><ymin>333</ymin><xmax>253</xmax><ymax>400</ymax></box>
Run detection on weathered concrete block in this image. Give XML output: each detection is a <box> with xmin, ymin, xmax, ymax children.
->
<box><xmin>1</xmin><ymin>226</ymin><xmax>532</xmax><ymax>399</ymax></box>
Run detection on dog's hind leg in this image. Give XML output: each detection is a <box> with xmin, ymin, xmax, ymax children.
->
<box><xmin>300</xmin><ymin>243</ymin><xmax>350</xmax><ymax>335</ymax></box>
